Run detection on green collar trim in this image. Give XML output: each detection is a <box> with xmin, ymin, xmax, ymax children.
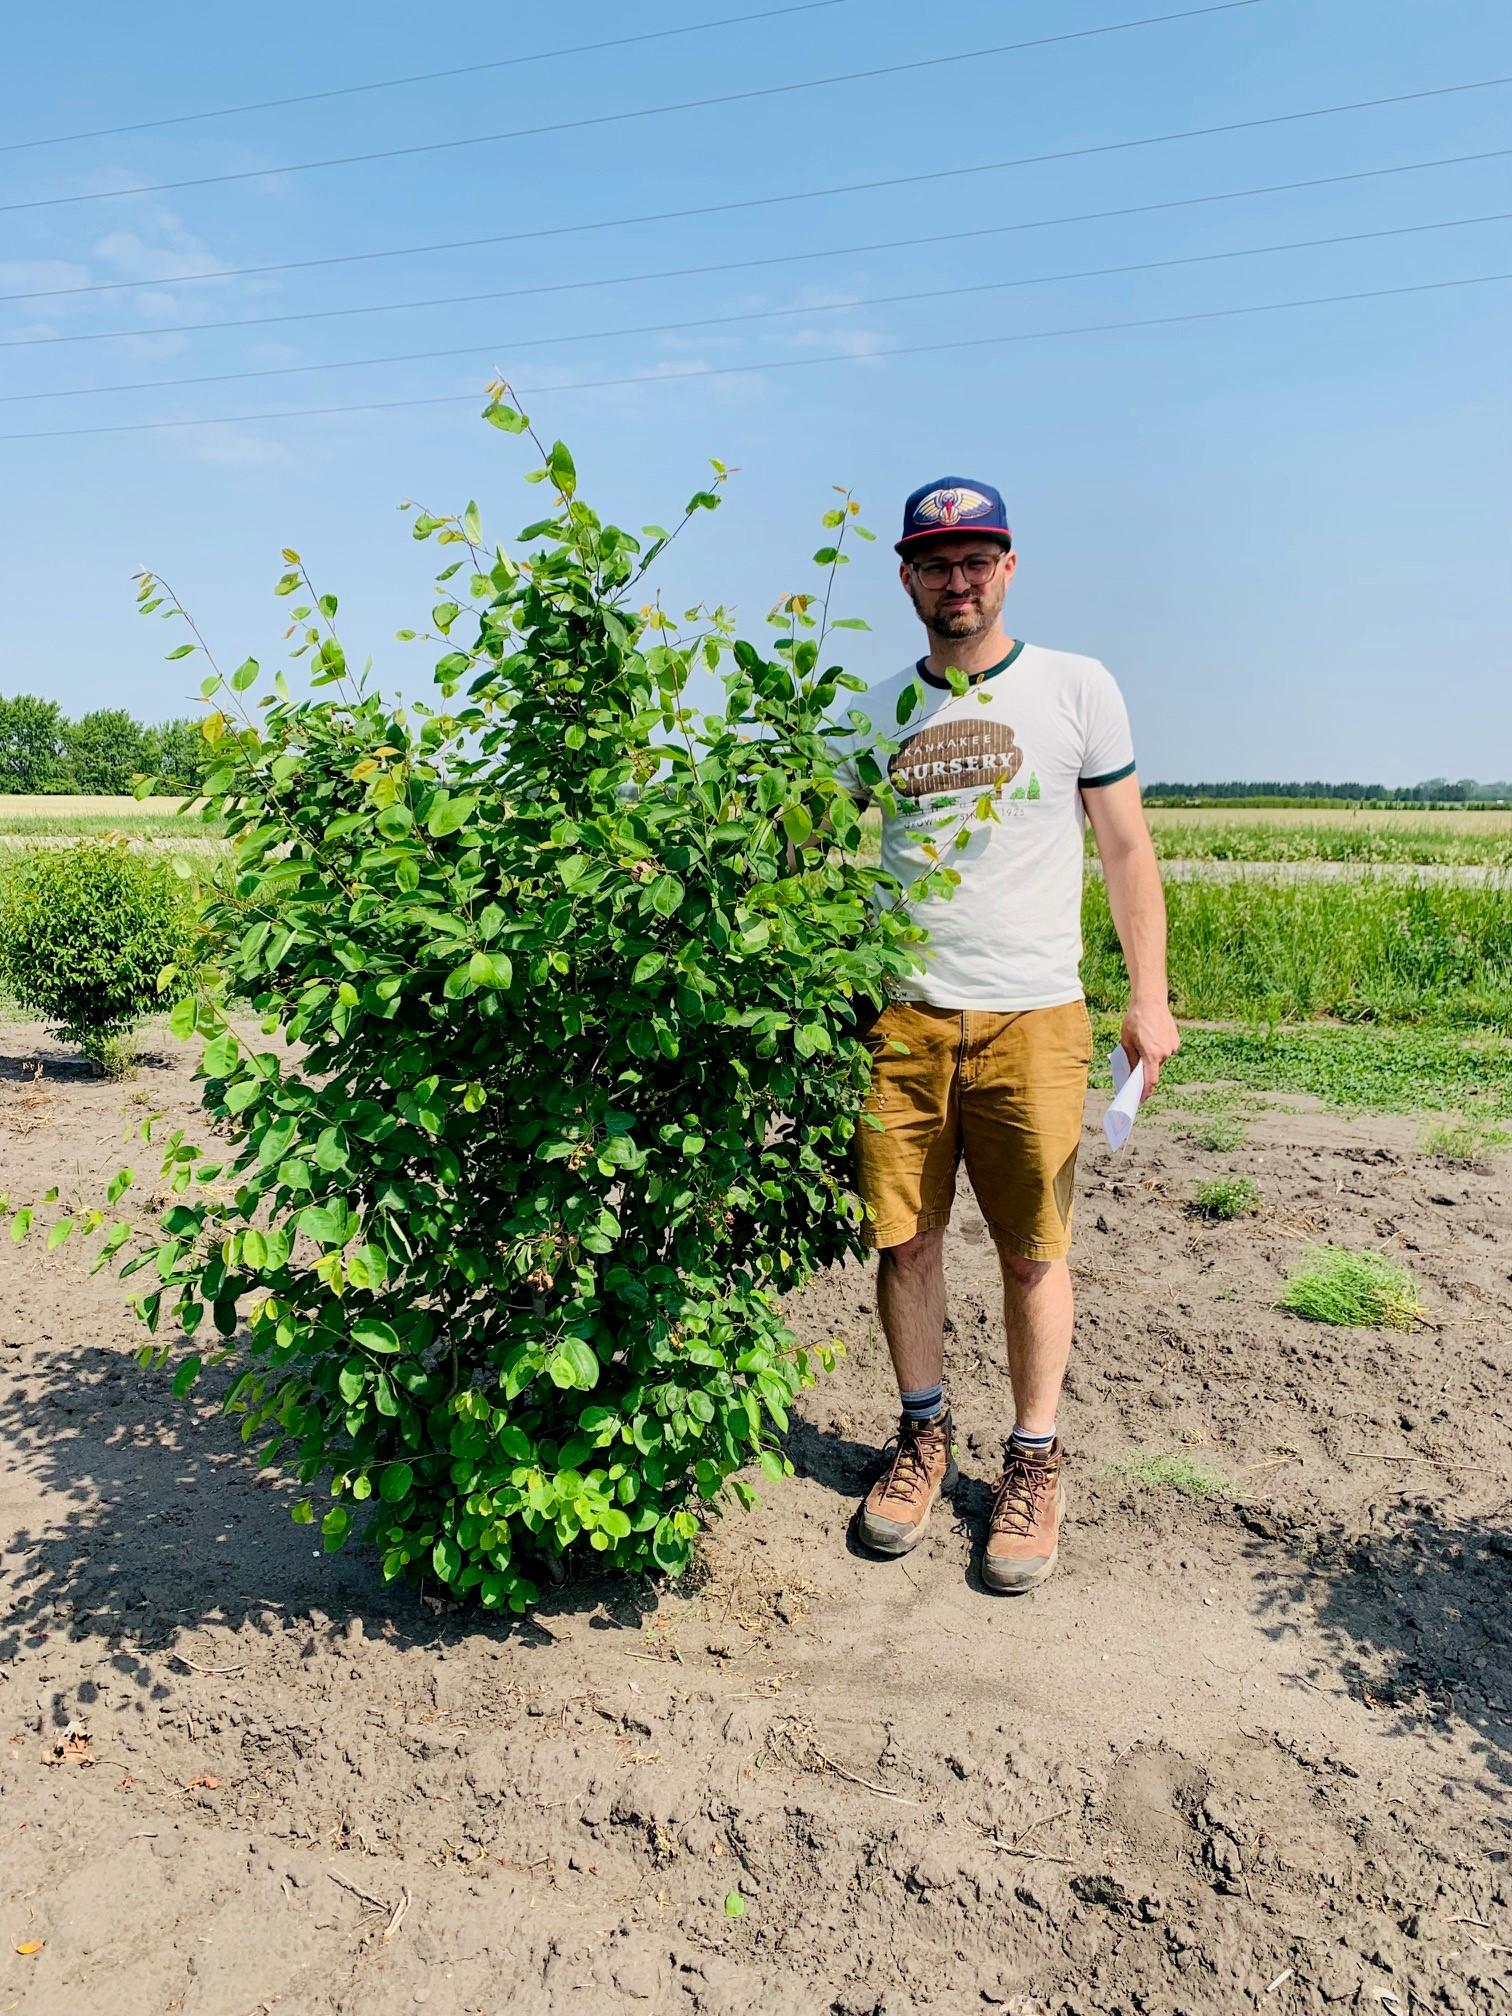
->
<box><xmin>918</xmin><ymin>637</ymin><xmax>1025</xmax><ymax>691</ymax></box>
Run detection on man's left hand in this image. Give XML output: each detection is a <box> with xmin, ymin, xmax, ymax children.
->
<box><xmin>1120</xmin><ymin>998</ymin><xmax>1180</xmax><ymax>1100</ymax></box>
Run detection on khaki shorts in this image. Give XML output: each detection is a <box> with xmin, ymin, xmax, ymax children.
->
<box><xmin>855</xmin><ymin>998</ymin><xmax>1093</xmax><ymax>1259</ymax></box>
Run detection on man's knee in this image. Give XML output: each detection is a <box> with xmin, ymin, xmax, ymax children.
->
<box><xmin>878</xmin><ymin>1227</ymin><xmax>945</xmax><ymax>1279</ymax></box>
<box><xmin>998</xmin><ymin>1249</ymin><xmax>1058</xmax><ymax>1291</ymax></box>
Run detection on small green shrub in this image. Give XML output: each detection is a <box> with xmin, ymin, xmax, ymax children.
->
<box><xmin>1421</xmin><ymin>1117</ymin><xmax>1509</xmax><ymax>1163</ymax></box>
<box><xmin>0</xmin><ymin>841</ymin><xmax>196</xmax><ymax>1065</ymax></box>
<box><xmin>1120</xmin><ymin>1451</ymin><xmax>1228</xmax><ymax>1499</ymax></box>
<box><xmin>1277</xmin><ymin>1246</ymin><xmax>1424</xmax><ymax>1330</ymax></box>
<box><xmin>1191</xmin><ymin>1176</ymin><xmax>1259</xmax><ymax>1220</ymax></box>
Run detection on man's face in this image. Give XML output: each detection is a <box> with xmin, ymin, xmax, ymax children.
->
<box><xmin>900</xmin><ymin>537</ymin><xmax>1015</xmax><ymax>640</ymax></box>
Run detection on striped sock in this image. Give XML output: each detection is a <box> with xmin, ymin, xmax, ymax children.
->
<box><xmin>899</xmin><ymin>1382</ymin><xmax>946</xmax><ymax>1425</ymax></box>
<box><xmin>1010</xmin><ymin>1422</ymin><xmax>1056</xmax><ymax>1456</ymax></box>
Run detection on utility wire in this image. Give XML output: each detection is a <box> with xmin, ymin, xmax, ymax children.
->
<box><xmin>0</xmin><ymin>3</ymin><xmax>851</xmax><ymax>153</ymax></box>
<box><xmin>2</xmin><ymin>271</ymin><xmax>1503</xmax><ymax>444</ymax></box>
<box><xmin>4</xmin><ymin>76</ymin><xmax>1505</xmax><ymax>311</ymax></box>
<box><xmin>0</xmin><ymin>1</ymin><xmax>1260</xmax><ymax>216</ymax></box>
<box><xmin>5</xmin><ymin>145</ymin><xmax>1505</xmax><ymax>351</ymax></box>
<box><xmin>7</xmin><ymin>212</ymin><xmax>1505</xmax><ymax>404</ymax></box>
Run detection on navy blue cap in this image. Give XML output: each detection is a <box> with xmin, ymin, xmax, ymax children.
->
<box><xmin>895</xmin><ymin>477</ymin><xmax>1012</xmax><ymax>555</ymax></box>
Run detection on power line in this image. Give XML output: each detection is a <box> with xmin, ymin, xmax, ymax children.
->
<box><xmin>8</xmin><ymin>212</ymin><xmax>1506</xmax><ymax>405</ymax></box>
<box><xmin>0</xmin><ymin>1</ymin><xmax>1260</xmax><ymax>216</ymax></box>
<box><xmin>4</xmin><ymin>144</ymin><xmax>1505</xmax><ymax>352</ymax></box>
<box><xmin>2</xmin><ymin>271</ymin><xmax>1503</xmax><ymax>444</ymax></box>
<box><xmin>1</xmin><ymin>3</ymin><xmax>851</xmax><ymax>154</ymax></box>
<box><xmin>4</xmin><ymin>77</ymin><xmax>1505</xmax><ymax>314</ymax></box>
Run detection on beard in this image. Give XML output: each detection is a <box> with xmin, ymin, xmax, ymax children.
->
<box><xmin>907</xmin><ymin>579</ymin><xmax>997</xmax><ymax>640</ymax></box>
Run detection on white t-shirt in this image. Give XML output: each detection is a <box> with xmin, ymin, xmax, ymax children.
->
<box><xmin>836</xmin><ymin>639</ymin><xmax>1135</xmax><ymax>1010</ymax></box>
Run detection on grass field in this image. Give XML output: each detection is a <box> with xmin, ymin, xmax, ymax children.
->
<box><xmin>0</xmin><ymin>795</ymin><xmax>223</xmax><ymax>841</ymax></box>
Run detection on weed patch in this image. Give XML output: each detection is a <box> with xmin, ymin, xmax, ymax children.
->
<box><xmin>1191</xmin><ymin>1177</ymin><xmax>1259</xmax><ymax>1219</ymax></box>
<box><xmin>1120</xmin><ymin>1452</ymin><xmax>1228</xmax><ymax>1499</ymax></box>
<box><xmin>1278</xmin><ymin>1247</ymin><xmax>1424</xmax><ymax>1330</ymax></box>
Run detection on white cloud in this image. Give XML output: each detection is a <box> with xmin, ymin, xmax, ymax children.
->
<box><xmin>178</xmin><ymin>424</ymin><xmax>294</xmax><ymax>469</ymax></box>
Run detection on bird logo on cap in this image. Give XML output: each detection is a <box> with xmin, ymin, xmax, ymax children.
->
<box><xmin>912</xmin><ymin>485</ymin><xmax>992</xmax><ymax>528</ymax></box>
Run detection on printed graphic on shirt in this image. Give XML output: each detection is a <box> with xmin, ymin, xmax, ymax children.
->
<box><xmin>888</xmin><ymin>718</ymin><xmax>1023</xmax><ymax>800</ymax></box>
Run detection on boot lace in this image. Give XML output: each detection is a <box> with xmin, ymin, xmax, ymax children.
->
<box><xmin>879</xmin><ymin>1417</ymin><xmax>943</xmax><ymax>1506</ymax></box>
<box><xmin>991</xmin><ymin>1450</ymin><xmax>1049</xmax><ymax>1538</ymax></box>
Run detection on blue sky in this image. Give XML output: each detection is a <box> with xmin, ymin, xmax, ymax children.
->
<box><xmin>4</xmin><ymin>0</ymin><xmax>1509</xmax><ymax>782</ymax></box>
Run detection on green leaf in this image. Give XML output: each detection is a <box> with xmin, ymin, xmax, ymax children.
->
<box><xmin>548</xmin><ymin>440</ymin><xmax>577</xmax><ymax>495</ymax></box>
<box><xmin>483</xmin><ymin>400</ymin><xmax>529</xmax><ymax>433</ymax></box>
<box><xmin>433</xmin><ymin>1534</ymin><xmax>463</xmax><ymax>1582</ymax></box>
<box><xmin>165</xmin><ymin>643</ymin><xmax>196</xmax><ymax>661</ymax></box>
<box><xmin>632</xmin><ymin>951</ymin><xmax>665</xmax><ymax>985</ymax></box>
<box><xmin>380</xmin><ymin>1460</ymin><xmax>414</xmax><ymax>1504</ymax></box>
<box><xmin>724</xmin><ymin>1891</ymin><xmax>746</xmax><ymax>1919</ymax></box>
<box><xmin>427</xmin><ymin>791</ymin><xmax>479</xmax><ymax>838</ymax></box>
<box><xmin>352</xmin><ymin>1318</ymin><xmax>401</xmax><ymax>1354</ymax></box>
<box><xmin>781</xmin><ymin>804</ymin><xmax>812</xmax><ymax>847</ymax></box>
<box><xmin>462</xmin><ymin>500</ymin><xmax>482</xmax><ymax>544</ymax></box>
<box><xmin>47</xmin><ymin>1216</ymin><xmax>74</xmax><ymax>1252</ymax></box>
<box><xmin>172</xmin><ymin>1355</ymin><xmax>202</xmax><ymax>1398</ymax></box>
<box><xmin>10</xmin><ymin>1208</ymin><xmax>33</xmax><ymax>1243</ymax></box>
<box><xmin>468</xmin><ymin>949</ymin><xmax>513</xmax><ymax>989</ymax></box>
<box><xmin>230</xmin><ymin>657</ymin><xmax>259</xmax><ymax>691</ymax></box>
<box><xmin>322</xmin><ymin>1505</ymin><xmax>351</xmax><ymax>1552</ymax></box>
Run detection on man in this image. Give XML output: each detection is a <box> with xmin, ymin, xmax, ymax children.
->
<box><xmin>842</xmin><ymin>477</ymin><xmax>1179</xmax><ymax>1592</ymax></box>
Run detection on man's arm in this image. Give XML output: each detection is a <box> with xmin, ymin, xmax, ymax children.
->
<box><xmin>1081</xmin><ymin>774</ymin><xmax>1180</xmax><ymax>1098</ymax></box>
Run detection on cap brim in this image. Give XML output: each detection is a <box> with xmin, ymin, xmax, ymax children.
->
<box><xmin>895</xmin><ymin>524</ymin><xmax>1013</xmax><ymax>555</ymax></box>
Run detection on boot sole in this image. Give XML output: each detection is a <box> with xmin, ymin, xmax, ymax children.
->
<box><xmin>981</xmin><ymin>1479</ymin><xmax>1067</xmax><ymax>1594</ymax></box>
<box><xmin>856</xmin><ymin>1459</ymin><xmax>959</xmax><ymax>1557</ymax></box>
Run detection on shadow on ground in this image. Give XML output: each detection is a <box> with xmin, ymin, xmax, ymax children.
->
<box><xmin>1244</xmin><ymin>1500</ymin><xmax>1512</xmax><ymax>1800</ymax></box>
<box><xmin>0</xmin><ymin>1341</ymin><xmax>653</xmax><ymax>1723</ymax></box>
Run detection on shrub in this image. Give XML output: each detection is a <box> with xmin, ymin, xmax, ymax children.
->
<box><xmin>1277</xmin><ymin>1246</ymin><xmax>1424</xmax><ymax>1330</ymax></box>
<box><xmin>0</xmin><ymin>841</ymin><xmax>196</xmax><ymax>1067</ymax></box>
<box><xmin>1191</xmin><ymin>1176</ymin><xmax>1259</xmax><ymax>1220</ymax></box>
<box><xmin>17</xmin><ymin>406</ymin><xmax>940</xmax><ymax>1612</ymax></box>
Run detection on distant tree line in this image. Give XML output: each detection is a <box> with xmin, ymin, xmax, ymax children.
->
<box><xmin>1142</xmin><ymin>777</ymin><xmax>1511</xmax><ymax>806</ymax></box>
<box><xmin>0</xmin><ymin>695</ymin><xmax>213</xmax><ymax>796</ymax></box>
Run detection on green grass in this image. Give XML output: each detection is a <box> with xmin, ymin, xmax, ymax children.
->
<box><xmin>1191</xmin><ymin>1177</ymin><xmax>1260</xmax><ymax>1220</ymax></box>
<box><xmin>1094</xmin><ymin>1018</ymin><xmax>1512</xmax><ymax>1118</ymax></box>
<box><xmin>1120</xmin><ymin>1452</ymin><xmax>1229</xmax><ymax>1499</ymax></box>
<box><xmin>1084</xmin><ymin>876</ymin><xmax>1512</xmax><ymax>1033</ymax></box>
<box><xmin>1125</xmin><ymin>820</ymin><xmax>1512</xmax><ymax>868</ymax></box>
<box><xmin>0</xmin><ymin>813</ymin><xmax>225</xmax><ymax>840</ymax></box>
<box><xmin>1277</xmin><ymin>1246</ymin><xmax>1425</xmax><ymax>1330</ymax></box>
<box><xmin>1420</xmin><ymin>1117</ymin><xmax>1510</xmax><ymax>1162</ymax></box>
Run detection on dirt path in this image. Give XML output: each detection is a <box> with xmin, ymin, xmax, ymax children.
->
<box><xmin>1</xmin><ymin>1022</ymin><xmax>1508</xmax><ymax>2016</ymax></box>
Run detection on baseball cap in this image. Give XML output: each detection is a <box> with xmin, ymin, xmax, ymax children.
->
<box><xmin>895</xmin><ymin>477</ymin><xmax>1012</xmax><ymax>555</ymax></box>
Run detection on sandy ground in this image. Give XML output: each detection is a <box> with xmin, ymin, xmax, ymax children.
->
<box><xmin>0</xmin><ymin>1020</ymin><xmax>1508</xmax><ymax>2016</ymax></box>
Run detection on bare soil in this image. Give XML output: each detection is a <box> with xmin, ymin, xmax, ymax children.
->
<box><xmin>1</xmin><ymin>1020</ymin><xmax>1508</xmax><ymax>2016</ymax></box>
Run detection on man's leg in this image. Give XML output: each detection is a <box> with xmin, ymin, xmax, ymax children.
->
<box><xmin>877</xmin><ymin>1226</ymin><xmax>948</xmax><ymax>1397</ymax></box>
<box><xmin>858</xmin><ymin>1227</ymin><xmax>959</xmax><ymax>1554</ymax></box>
<box><xmin>999</xmin><ymin>1252</ymin><xmax>1074</xmax><ymax>1437</ymax></box>
<box><xmin>960</xmin><ymin>1001</ymin><xmax>1092</xmax><ymax>1592</ymax></box>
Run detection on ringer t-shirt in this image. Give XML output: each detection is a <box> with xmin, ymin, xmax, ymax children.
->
<box><xmin>836</xmin><ymin>640</ymin><xmax>1135</xmax><ymax>1011</ymax></box>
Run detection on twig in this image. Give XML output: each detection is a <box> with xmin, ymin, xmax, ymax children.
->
<box><xmin>326</xmin><ymin>1871</ymin><xmax>390</xmax><ymax>1914</ymax></box>
<box><xmin>1342</xmin><ymin>1451</ymin><xmax>1494</xmax><ymax>1469</ymax></box>
<box><xmin>382</xmin><ymin>1887</ymin><xmax>411</xmax><ymax>1942</ymax></box>
<box><xmin>802</xmin><ymin>1741</ymin><xmax>920</xmax><ymax>1807</ymax></box>
<box><xmin>972</xmin><ymin>1824</ymin><xmax>1074</xmax><ymax>1867</ymax></box>
<box><xmin>1264</xmin><ymin>1968</ymin><xmax>1294</xmax><ymax>1995</ymax></box>
<box><xmin>1450</xmin><ymin>1916</ymin><xmax>1492</xmax><ymax>1930</ymax></box>
<box><xmin>170</xmin><ymin>1654</ymin><xmax>246</xmax><ymax>1677</ymax></box>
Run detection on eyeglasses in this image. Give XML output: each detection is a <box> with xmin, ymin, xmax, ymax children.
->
<box><xmin>910</xmin><ymin>553</ymin><xmax>1004</xmax><ymax>590</ymax></box>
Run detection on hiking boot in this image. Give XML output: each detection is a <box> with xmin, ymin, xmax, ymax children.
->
<box><xmin>856</xmin><ymin>1411</ymin><xmax>958</xmax><ymax>1556</ymax></box>
<box><xmin>983</xmin><ymin>1439</ymin><xmax>1065</xmax><ymax>1593</ymax></box>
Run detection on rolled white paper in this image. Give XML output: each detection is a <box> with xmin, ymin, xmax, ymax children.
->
<box><xmin>1103</xmin><ymin>1043</ymin><xmax>1146</xmax><ymax>1152</ymax></box>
